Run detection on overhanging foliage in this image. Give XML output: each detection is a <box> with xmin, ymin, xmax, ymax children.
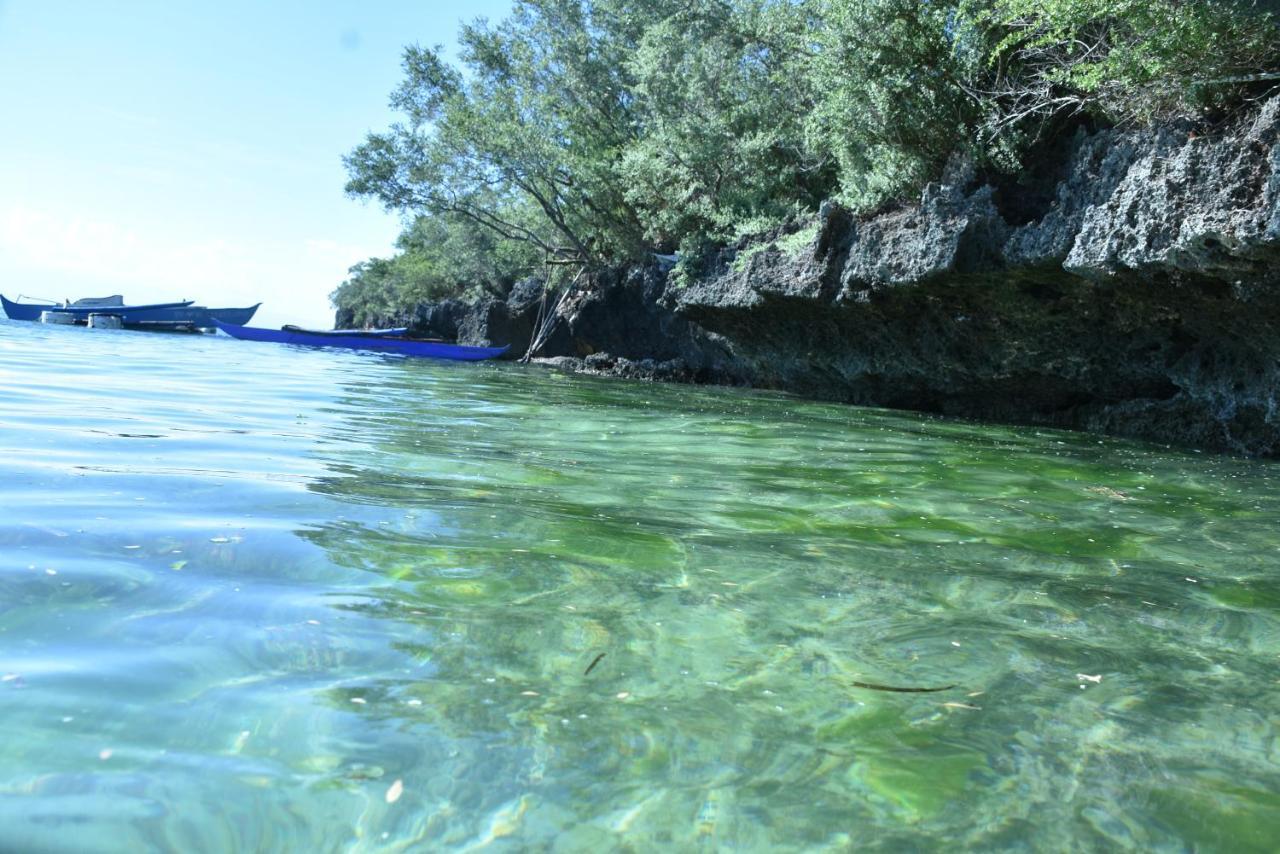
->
<box><xmin>336</xmin><ymin>0</ymin><xmax>1279</xmax><ymax>322</ymax></box>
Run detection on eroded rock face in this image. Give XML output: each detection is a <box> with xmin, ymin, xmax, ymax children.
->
<box><xmin>1065</xmin><ymin>100</ymin><xmax>1280</xmax><ymax>281</ymax></box>
<box><xmin>673</xmin><ymin>97</ymin><xmax>1280</xmax><ymax>456</ymax></box>
<box><xmin>355</xmin><ymin>265</ymin><xmax>746</xmax><ymax>385</ymax></box>
<box><xmin>348</xmin><ymin>97</ymin><xmax>1280</xmax><ymax>456</ymax></box>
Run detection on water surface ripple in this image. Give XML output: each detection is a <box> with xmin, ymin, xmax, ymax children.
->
<box><xmin>2</xmin><ymin>319</ymin><xmax>1278</xmax><ymax>851</ymax></box>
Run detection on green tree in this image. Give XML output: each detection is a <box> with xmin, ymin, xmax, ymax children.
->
<box><xmin>805</xmin><ymin>0</ymin><xmax>982</xmax><ymax>210</ymax></box>
<box><xmin>330</xmin><ymin>210</ymin><xmax>542</xmax><ymax>328</ymax></box>
<box><xmin>619</xmin><ymin>0</ymin><xmax>833</xmax><ymax>247</ymax></box>
<box><xmin>345</xmin><ymin>0</ymin><xmax>655</xmax><ymax>265</ymax></box>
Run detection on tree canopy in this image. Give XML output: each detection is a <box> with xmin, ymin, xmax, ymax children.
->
<box><xmin>337</xmin><ymin>0</ymin><xmax>1279</xmax><ymax>321</ymax></box>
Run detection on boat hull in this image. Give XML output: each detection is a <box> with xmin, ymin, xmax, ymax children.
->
<box><xmin>213</xmin><ymin>321</ymin><xmax>509</xmax><ymax>361</ymax></box>
<box><xmin>1</xmin><ymin>295</ymin><xmax>258</xmax><ymax>328</ymax></box>
<box><xmin>280</xmin><ymin>325</ymin><xmax>408</xmax><ymax>337</ymax></box>
<box><xmin>2</xmin><ymin>295</ymin><xmax>191</xmax><ymax>321</ymax></box>
<box><xmin>137</xmin><ymin>304</ymin><xmax>262</xmax><ymax>328</ymax></box>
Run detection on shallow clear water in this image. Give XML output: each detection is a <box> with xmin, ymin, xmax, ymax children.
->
<box><xmin>2</xmin><ymin>318</ymin><xmax>1279</xmax><ymax>852</ymax></box>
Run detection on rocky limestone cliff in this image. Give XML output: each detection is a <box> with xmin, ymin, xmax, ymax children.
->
<box><xmin>348</xmin><ymin>97</ymin><xmax>1280</xmax><ymax>456</ymax></box>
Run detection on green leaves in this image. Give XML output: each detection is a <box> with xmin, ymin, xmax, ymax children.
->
<box><xmin>337</xmin><ymin>0</ymin><xmax>1280</xmax><ymax>322</ymax></box>
<box><xmin>806</xmin><ymin>0</ymin><xmax>981</xmax><ymax>209</ymax></box>
<box><xmin>330</xmin><ymin>210</ymin><xmax>543</xmax><ymax>328</ymax></box>
<box><xmin>390</xmin><ymin>46</ymin><xmax>463</xmax><ymax>127</ymax></box>
<box><xmin>976</xmin><ymin>0</ymin><xmax>1280</xmax><ymax>126</ymax></box>
<box><xmin>620</xmin><ymin>1</ymin><xmax>830</xmax><ymax>246</ymax></box>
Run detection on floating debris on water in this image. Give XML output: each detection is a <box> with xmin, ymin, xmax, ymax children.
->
<box><xmin>385</xmin><ymin>779</ymin><xmax>404</xmax><ymax>804</ymax></box>
<box><xmin>584</xmin><ymin>652</ymin><xmax>606</xmax><ymax>676</ymax></box>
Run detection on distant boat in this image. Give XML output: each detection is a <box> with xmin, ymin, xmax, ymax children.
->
<box><xmin>213</xmin><ymin>321</ymin><xmax>509</xmax><ymax>361</ymax></box>
<box><xmin>0</xmin><ymin>294</ymin><xmax>260</xmax><ymax>329</ymax></box>
<box><xmin>279</xmin><ymin>324</ymin><xmax>410</xmax><ymax>338</ymax></box>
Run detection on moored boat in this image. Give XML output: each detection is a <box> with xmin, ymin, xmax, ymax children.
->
<box><xmin>1</xmin><ymin>294</ymin><xmax>261</xmax><ymax>329</ymax></box>
<box><xmin>213</xmin><ymin>321</ymin><xmax>509</xmax><ymax>361</ymax></box>
<box><xmin>129</xmin><ymin>303</ymin><xmax>262</xmax><ymax>329</ymax></box>
<box><xmin>280</xmin><ymin>324</ymin><xmax>409</xmax><ymax>338</ymax></box>
<box><xmin>2</xmin><ymin>294</ymin><xmax>194</xmax><ymax>323</ymax></box>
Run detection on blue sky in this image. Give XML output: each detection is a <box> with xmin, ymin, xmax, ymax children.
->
<box><xmin>0</xmin><ymin>0</ymin><xmax>512</xmax><ymax>328</ymax></box>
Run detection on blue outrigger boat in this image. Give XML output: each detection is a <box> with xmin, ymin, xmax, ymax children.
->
<box><xmin>213</xmin><ymin>321</ymin><xmax>510</xmax><ymax>361</ymax></box>
<box><xmin>1</xmin><ymin>294</ymin><xmax>261</xmax><ymax>329</ymax></box>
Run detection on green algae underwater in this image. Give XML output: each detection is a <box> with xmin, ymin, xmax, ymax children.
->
<box><xmin>1</xmin><ymin>318</ymin><xmax>1279</xmax><ymax>851</ymax></box>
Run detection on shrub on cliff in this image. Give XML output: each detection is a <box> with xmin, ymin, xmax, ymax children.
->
<box><xmin>805</xmin><ymin>0</ymin><xmax>1279</xmax><ymax>207</ymax></box>
<box><xmin>970</xmin><ymin>0</ymin><xmax>1280</xmax><ymax>135</ymax></box>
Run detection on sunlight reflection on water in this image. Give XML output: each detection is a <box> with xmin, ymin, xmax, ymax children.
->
<box><xmin>1</xmin><ymin>318</ymin><xmax>1279</xmax><ymax>851</ymax></box>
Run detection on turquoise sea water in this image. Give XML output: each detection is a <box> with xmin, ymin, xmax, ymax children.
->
<box><xmin>1</xmin><ymin>318</ymin><xmax>1279</xmax><ymax>852</ymax></box>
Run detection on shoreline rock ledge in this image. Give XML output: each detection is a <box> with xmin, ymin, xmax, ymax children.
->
<box><xmin>347</xmin><ymin>97</ymin><xmax>1280</xmax><ymax>457</ymax></box>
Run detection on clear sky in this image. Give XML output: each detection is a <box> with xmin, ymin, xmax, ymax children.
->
<box><xmin>0</xmin><ymin>0</ymin><xmax>512</xmax><ymax>329</ymax></box>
